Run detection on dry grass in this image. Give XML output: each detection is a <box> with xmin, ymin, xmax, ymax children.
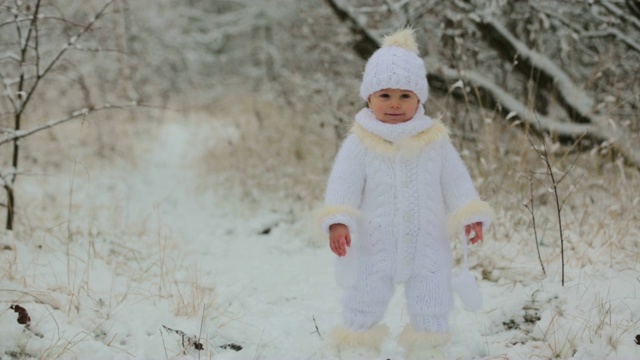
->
<box><xmin>192</xmin><ymin>90</ymin><xmax>342</xmax><ymax>215</ymax></box>
<box><xmin>430</xmin><ymin>96</ymin><xmax>640</xmax><ymax>358</ymax></box>
<box><xmin>171</xmin><ymin>276</ymin><xmax>216</xmax><ymax>318</ymax></box>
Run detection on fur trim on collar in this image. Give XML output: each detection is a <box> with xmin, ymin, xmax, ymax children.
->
<box><xmin>351</xmin><ymin>120</ymin><xmax>450</xmax><ymax>156</ymax></box>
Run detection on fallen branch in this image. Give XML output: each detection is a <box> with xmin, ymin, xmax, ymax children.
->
<box><xmin>311</xmin><ymin>315</ymin><xmax>323</xmax><ymax>340</ymax></box>
<box><xmin>220</xmin><ymin>343</ymin><xmax>243</xmax><ymax>351</ymax></box>
<box><xmin>161</xmin><ymin>325</ymin><xmax>204</xmax><ymax>353</ymax></box>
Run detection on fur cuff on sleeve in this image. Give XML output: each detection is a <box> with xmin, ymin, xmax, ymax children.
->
<box><xmin>315</xmin><ymin>205</ymin><xmax>361</xmax><ymax>234</ymax></box>
<box><xmin>445</xmin><ymin>199</ymin><xmax>493</xmax><ymax>237</ymax></box>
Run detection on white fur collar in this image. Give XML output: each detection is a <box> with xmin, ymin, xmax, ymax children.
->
<box><xmin>352</xmin><ymin>107</ymin><xmax>449</xmax><ymax>155</ymax></box>
<box><xmin>354</xmin><ymin>107</ymin><xmax>434</xmax><ymax>142</ymax></box>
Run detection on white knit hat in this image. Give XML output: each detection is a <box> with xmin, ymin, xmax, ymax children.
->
<box><xmin>359</xmin><ymin>28</ymin><xmax>429</xmax><ymax>104</ymax></box>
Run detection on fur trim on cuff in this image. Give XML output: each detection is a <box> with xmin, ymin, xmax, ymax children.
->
<box><xmin>315</xmin><ymin>205</ymin><xmax>361</xmax><ymax>234</ymax></box>
<box><xmin>352</xmin><ymin>122</ymin><xmax>449</xmax><ymax>156</ymax></box>
<box><xmin>397</xmin><ymin>325</ymin><xmax>451</xmax><ymax>360</ymax></box>
<box><xmin>328</xmin><ymin>324</ymin><xmax>390</xmax><ymax>355</ymax></box>
<box><xmin>446</xmin><ymin>199</ymin><xmax>493</xmax><ymax>237</ymax></box>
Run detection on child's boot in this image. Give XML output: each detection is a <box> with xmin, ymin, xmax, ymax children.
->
<box><xmin>328</xmin><ymin>324</ymin><xmax>389</xmax><ymax>359</ymax></box>
<box><xmin>397</xmin><ymin>324</ymin><xmax>451</xmax><ymax>360</ymax></box>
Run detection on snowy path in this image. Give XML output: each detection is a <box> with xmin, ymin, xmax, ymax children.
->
<box><xmin>126</xmin><ymin>120</ymin><xmax>344</xmax><ymax>359</ymax></box>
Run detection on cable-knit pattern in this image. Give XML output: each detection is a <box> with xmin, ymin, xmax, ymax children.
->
<box><xmin>393</xmin><ymin>153</ymin><xmax>420</xmax><ymax>282</ymax></box>
<box><xmin>320</xmin><ymin>107</ymin><xmax>492</xmax><ymax>333</ymax></box>
<box><xmin>414</xmin><ymin>142</ymin><xmax>445</xmax><ymax>276</ymax></box>
<box><xmin>405</xmin><ymin>273</ymin><xmax>454</xmax><ymax>333</ymax></box>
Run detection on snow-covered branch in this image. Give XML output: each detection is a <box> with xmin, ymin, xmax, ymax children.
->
<box><xmin>581</xmin><ymin>28</ymin><xmax>640</xmax><ymax>53</ymax></box>
<box><xmin>472</xmin><ymin>13</ymin><xmax>640</xmax><ymax>168</ymax></box>
<box><xmin>0</xmin><ymin>103</ymin><xmax>142</xmax><ymax>147</ymax></box>
<box><xmin>597</xmin><ymin>0</ymin><xmax>640</xmax><ymax>30</ymax></box>
<box><xmin>472</xmin><ymin>13</ymin><xmax>595</xmax><ymax>118</ymax></box>
<box><xmin>19</xmin><ymin>0</ymin><xmax>115</xmax><ymax>112</ymax></box>
<box><xmin>426</xmin><ymin>60</ymin><xmax>591</xmax><ymax>137</ymax></box>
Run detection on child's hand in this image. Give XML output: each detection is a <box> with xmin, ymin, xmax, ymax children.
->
<box><xmin>329</xmin><ymin>224</ymin><xmax>351</xmax><ymax>257</ymax></box>
<box><xmin>465</xmin><ymin>222</ymin><xmax>483</xmax><ymax>245</ymax></box>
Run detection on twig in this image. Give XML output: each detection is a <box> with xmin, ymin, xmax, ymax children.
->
<box><xmin>254</xmin><ymin>326</ymin><xmax>266</xmax><ymax>359</ymax></box>
<box><xmin>162</xmin><ymin>325</ymin><xmax>204</xmax><ymax>353</ymax></box>
<box><xmin>543</xmin><ymin>138</ymin><xmax>566</xmax><ymax>287</ymax></box>
<box><xmin>220</xmin><ymin>343</ymin><xmax>243</xmax><ymax>351</ymax></box>
<box><xmin>525</xmin><ymin>169</ymin><xmax>546</xmax><ymax>276</ymax></box>
<box><xmin>0</xmin><ymin>103</ymin><xmax>160</xmax><ymax>147</ymax></box>
<box><xmin>311</xmin><ymin>315</ymin><xmax>323</xmax><ymax>340</ymax></box>
<box><xmin>19</xmin><ymin>1</ymin><xmax>116</xmax><ymax>112</ymax></box>
<box><xmin>526</xmin><ymin>115</ymin><xmax>573</xmax><ymax>286</ymax></box>
<box><xmin>159</xmin><ymin>329</ymin><xmax>169</xmax><ymax>359</ymax></box>
<box><xmin>198</xmin><ymin>305</ymin><xmax>206</xmax><ymax>359</ymax></box>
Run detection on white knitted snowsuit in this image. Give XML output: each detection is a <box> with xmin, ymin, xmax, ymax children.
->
<box><xmin>320</xmin><ymin>107</ymin><xmax>492</xmax><ymax>334</ymax></box>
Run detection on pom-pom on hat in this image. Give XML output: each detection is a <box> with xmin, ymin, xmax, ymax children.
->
<box><xmin>359</xmin><ymin>28</ymin><xmax>429</xmax><ymax>104</ymax></box>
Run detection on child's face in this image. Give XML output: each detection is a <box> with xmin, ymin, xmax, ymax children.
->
<box><xmin>367</xmin><ymin>88</ymin><xmax>420</xmax><ymax>124</ymax></box>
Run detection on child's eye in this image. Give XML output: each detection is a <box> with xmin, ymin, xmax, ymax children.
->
<box><xmin>401</xmin><ymin>93</ymin><xmax>412</xmax><ymax>99</ymax></box>
<box><xmin>379</xmin><ymin>93</ymin><xmax>390</xmax><ymax>98</ymax></box>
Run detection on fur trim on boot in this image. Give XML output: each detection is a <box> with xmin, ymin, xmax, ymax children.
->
<box><xmin>397</xmin><ymin>325</ymin><xmax>451</xmax><ymax>360</ymax></box>
<box><xmin>328</xmin><ymin>324</ymin><xmax>390</xmax><ymax>359</ymax></box>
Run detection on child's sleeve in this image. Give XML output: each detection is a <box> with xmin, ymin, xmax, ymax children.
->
<box><xmin>440</xmin><ymin>140</ymin><xmax>493</xmax><ymax>237</ymax></box>
<box><xmin>317</xmin><ymin>134</ymin><xmax>366</xmax><ymax>235</ymax></box>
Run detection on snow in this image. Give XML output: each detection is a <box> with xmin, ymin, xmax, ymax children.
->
<box><xmin>1</xmin><ymin>116</ymin><xmax>640</xmax><ymax>360</ymax></box>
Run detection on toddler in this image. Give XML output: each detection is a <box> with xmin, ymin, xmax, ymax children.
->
<box><xmin>317</xmin><ymin>28</ymin><xmax>493</xmax><ymax>359</ymax></box>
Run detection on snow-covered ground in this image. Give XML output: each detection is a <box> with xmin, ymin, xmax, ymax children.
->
<box><xmin>1</xmin><ymin>113</ymin><xmax>640</xmax><ymax>360</ymax></box>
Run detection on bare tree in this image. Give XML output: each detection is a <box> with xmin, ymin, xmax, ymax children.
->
<box><xmin>0</xmin><ymin>0</ymin><xmax>130</xmax><ymax>230</ymax></box>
